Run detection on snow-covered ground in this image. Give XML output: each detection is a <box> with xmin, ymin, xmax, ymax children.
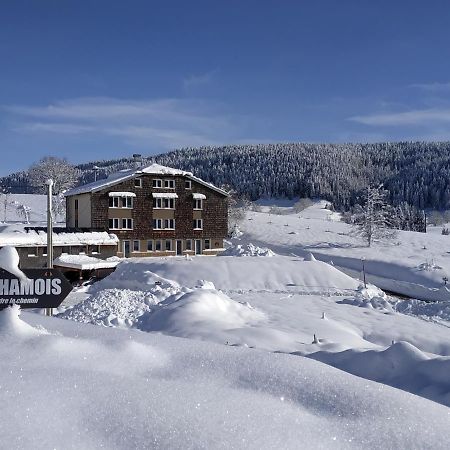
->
<box><xmin>2</xmin><ymin>306</ymin><xmax>450</xmax><ymax>449</ymax></box>
<box><xmin>0</xmin><ymin>194</ymin><xmax>49</xmax><ymax>224</ymax></box>
<box><xmin>58</xmin><ymin>255</ymin><xmax>450</xmax><ymax>410</ymax></box>
<box><xmin>3</xmin><ymin>198</ymin><xmax>450</xmax><ymax>447</ymax></box>
<box><xmin>239</xmin><ymin>200</ymin><xmax>450</xmax><ymax>301</ymax></box>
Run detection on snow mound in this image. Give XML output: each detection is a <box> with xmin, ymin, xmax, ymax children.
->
<box><xmin>0</xmin><ymin>305</ymin><xmax>46</xmax><ymax>338</ymax></box>
<box><xmin>58</xmin><ymin>288</ymin><xmax>159</xmax><ymax>327</ymax></box>
<box><xmin>309</xmin><ymin>341</ymin><xmax>450</xmax><ymax>407</ymax></box>
<box><xmin>90</xmin><ymin>261</ymin><xmax>181</xmax><ymax>300</ymax></box>
<box><xmin>0</xmin><ymin>246</ymin><xmax>28</xmax><ymax>280</ymax></box>
<box><xmin>338</xmin><ymin>284</ymin><xmax>394</xmax><ymax>312</ymax></box>
<box><xmin>109</xmin><ymin>256</ymin><xmax>361</xmax><ymax>292</ymax></box>
<box><xmin>220</xmin><ymin>242</ymin><xmax>275</xmax><ymax>257</ymax></box>
<box><xmin>137</xmin><ymin>288</ymin><xmax>266</xmax><ymax>343</ymax></box>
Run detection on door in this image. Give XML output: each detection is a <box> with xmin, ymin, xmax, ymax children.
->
<box><xmin>195</xmin><ymin>239</ymin><xmax>202</xmax><ymax>255</ymax></box>
<box><xmin>176</xmin><ymin>240</ymin><xmax>183</xmax><ymax>256</ymax></box>
<box><xmin>123</xmin><ymin>240</ymin><xmax>131</xmax><ymax>258</ymax></box>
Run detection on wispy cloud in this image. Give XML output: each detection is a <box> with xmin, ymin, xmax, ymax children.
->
<box><xmin>409</xmin><ymin>81</ymin><xmax>450</xmax><ymax>92</ymax></box>
<box><xmin>4</xmin><ymin>96</ymin><xmax>245</xmax><ymax>150</ymax></box>
<box><xmin>182</xmin><ymin>69</ymin><xmax>218</xmax><ymax>90</ymax></box>
<box><xmin>349</xmin><ymin>108</ymin><xmax>450</xmax><ymax>126</ymax></box>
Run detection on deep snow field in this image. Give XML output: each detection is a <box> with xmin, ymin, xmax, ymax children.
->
<box><xmin>2</xmin><ymin>199</ymin><xmax>450</xmax><ymax>448</ymax></box>
<box><xmin>240</xmin><ymin>200</ymin><xmax>450</xmax><ymax>301</ymax></box>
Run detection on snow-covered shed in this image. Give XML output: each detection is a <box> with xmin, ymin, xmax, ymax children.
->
<box><xmin>0</xmin><ymin>227</ymin><xmax>119</xmax><ymax>270</ymax></box>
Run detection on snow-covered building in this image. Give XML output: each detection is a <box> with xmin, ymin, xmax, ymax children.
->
<box><xmin>64</xmin><ymin>164</ymin><xmax>228</xmax><ymax>257</ymax></box>
<box><xmin>0</xmin><ymin>227</ymin><xmax>119</xmax><ymax>273</ymax></box>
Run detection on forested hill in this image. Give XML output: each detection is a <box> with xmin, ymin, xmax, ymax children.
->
<box><xmin>3</xmin><ymin>141</ymin><xmax>450</xmax><ymax>210</ymax></box>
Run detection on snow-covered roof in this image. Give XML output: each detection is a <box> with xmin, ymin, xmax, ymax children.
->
<box><xmin>152</xmin><ymin>193</ymin><xmax>179</xmax><ymax>199</ymax></box>
<box><xmin>192</xmin><ymin>193</ymin><xmax>206</xmax><ymax>200</ymax></box>
<box><xmin>0</xmin><ymin>230</ymin><xmax>119</xmax><ymax>247</ymax></box>
<box><xmin>64</xmin><ymin>163</ymin><xmax>229</xmax><ymax>197</ymax></box>
<box><xmin>108</xmin><ymin>192</ymin><xmax>136</xmax><ymax>197</ymax></box>
<box><xmin>53</xmin><ymin>254</ymin><xmax>120</xmax><ymax>270</ymax></box>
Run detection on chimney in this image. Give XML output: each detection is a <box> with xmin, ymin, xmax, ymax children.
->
<box><xmin>132</xmin><ymin>153</ymin><xmax>143</xmax><ymax>169</ymax></box>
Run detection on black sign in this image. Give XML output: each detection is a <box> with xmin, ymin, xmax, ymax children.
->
<box><xmin>0</xmin><ymin>268</ymin><xmax>73</xmax><ymax>309</ymax></box>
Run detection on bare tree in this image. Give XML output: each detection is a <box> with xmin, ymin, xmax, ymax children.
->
<box><xmin>28</xmin><ymin>156</ymin><xmax>78</xmax><ymax>195</ymax></box>
<box><xmin>1</xmin><ymin>190</ymin><xmax>10</xmax><ymax>223</ymax></box>
<box><xmin>16</xmin><ymin>204</ymin><xmax>31</xmax><ymax>224</ymax></box>
<box><xmin>354</xmin><ymin>186</ymin><xmax>397</xmax><ymax>247</ymax></box>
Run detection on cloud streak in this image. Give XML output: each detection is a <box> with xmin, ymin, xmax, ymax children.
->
<box><xmin>349</xmin><ymin>108</ymin><xmax>450</xmax><ymax>126</ymax></box>
<box><xmin>5</xmin><ymin>97</ymin><xmax>244</xmax><ymax>150</ymax></box>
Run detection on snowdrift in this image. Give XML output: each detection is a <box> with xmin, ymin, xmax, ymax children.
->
<box><xmin>308</xmin><ymin>341</ymin><xmax>450</xmax><ymax>407</ymax></box>
<box><xmin>3</xmin><ymin>308</ymin><xmax>450</xmax><ymax>449</ymax></box>
<box><xmin>108</xmin><ymin>256</ymin><xmax>361</xmax><ymax>293</ymax></box>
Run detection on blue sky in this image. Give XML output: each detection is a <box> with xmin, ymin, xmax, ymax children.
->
<box><xmin>2</xmin><ymin>0</ymin><xmax>450</xmax><ymax>175</ymax></box>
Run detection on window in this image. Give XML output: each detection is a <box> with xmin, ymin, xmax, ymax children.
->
<box><xmin>193</xmin><ymin>199</ymin><xmax>203</xmax><ymax>210</ymax></box>
<box><xmin>89</xmin><ymin>245</ymin><xmax>100</xmax><ymax>254</ymax></box>
<box><xmin>204</xmin><ymin>239</ymin><xmax>210</xmax><ymax>250</ymax></box>
<box><xmin>28</xmin><ymin>247</ymin><xmax>38</xmax><ymax>257</ymax></box>
<box><xmin>109</xmin><ymin>196</ymin><xmax>133</xmax><ymax>208</ymax></box>
<box><xmin>193</xmin><ymin>219</ymin><xmax>203</xmax><ymax>230</ymax></box>
<box><xmin>164</xmin><ymin>219</ymin><xmax>175</xmax><ymax>229</ymax></box>
<box><xmin>62</xmin><ymin>246</ymin><xmax>70</xmax><ymax>254</ymax></box>
<box><xmin>134</xmin><ymin>178</ymin><xmax>142</xmax><ymax>188</ymax></box>
<box><xmin>185</xmin><ymin>180</ymin><xmax>192</xmax><ymax>189</ymax></box>
<box><xmin>153</xmin><ymin>218</ymin><xmax>174</xmax><ymax>230</ymax></box>
<box><xmin>153</xmin><ymin>218</ymin><xmax>163</xmax><ymax>229</ymax></box>
<box><xmin>153</xmin><ymin>179</ymin><xmax>162</xmax><ymax>188</ymax></box>
<box><xmin>122</xmin><ymin>218</ymin><xmax>133</xmax><ymax>230</ymax></box>
<box><xmin>165</xmin><ymin>240</ymin><xmax>172</xmax><ymax>251</ymax></box>
<box><xmin>109</xmin><ymin>218</ymin><xmax>132</xmax><ymax>230</ymax></box>
<box><xmin>185</xmin><ymin>239</ymin><xmax>192</xmax><ymax>251</ymax></box>
<box><xmin>42</xmin><ymin>246</ymin><xmax>48</xmax><ymax>256</ymax></box>
<box><xmin>147</xmin><ymin>240</ymin><xmax>153</xmax><ymax>252</ymax></box>
<box><xmin>133</xmin><ymin>240</ymin><xmax>140</xmax><ymax>252</ymax></box>
<box><xmin>153</xmin><ymin>197</ymin><xmax>175</xmax><ymax>209</ymax></box>
<box><xmin>109</xmin><ymin>218</ymin><xmax>120</xmax><ymax>229</ymax></box>
<box><xmin>164</xmin><ymin>179</ymin><xmax>175</xmax><ymax>189</ymax></box>
<box><xmin>155</xmin><ymin>240</ymin><xmax>162</xmax><ymax>251</ymax></box>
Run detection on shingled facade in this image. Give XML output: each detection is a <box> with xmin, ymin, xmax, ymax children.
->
<box><xmin>64</xmin><ymin>164</ymin><xmax>228</xmax><ymax>257</ymax></box>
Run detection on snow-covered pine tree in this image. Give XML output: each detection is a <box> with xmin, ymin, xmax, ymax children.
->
<box><xmin>354</xmin><ymin>185</ymin><xmax>397</xmax><ymax>247</ymax></box>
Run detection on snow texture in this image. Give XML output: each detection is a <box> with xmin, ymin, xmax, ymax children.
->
<box><xmin>2</xmin><ymin>307</ymin><xmax>450</xmax><ymax>449</ymax></box>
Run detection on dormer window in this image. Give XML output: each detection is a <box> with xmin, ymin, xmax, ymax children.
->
<box><xmin>185</xmin><ymin>180</ymin><xmax>192</xmax><ymax>189</ymax></box>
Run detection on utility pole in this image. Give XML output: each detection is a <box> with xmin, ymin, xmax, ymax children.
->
<box><xmin>45</xmin><ymin>179</ymin><xmax>53</xmax><ymax>317</ymax></box>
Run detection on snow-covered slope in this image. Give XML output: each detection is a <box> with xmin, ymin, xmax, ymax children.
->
<box><xmin>2</xmin><ymin>306</ymin><xmax>450</xmax><ymax>449</ymax></box>
<box><xmin>238</xmin><ymin>200</ymin><xmax>450</xmax><ymax>301</ymax></box>
<box><xmin>0</xmin><ymin>194</ymin><xmax>48</xmax><ymax>224</ymax></box>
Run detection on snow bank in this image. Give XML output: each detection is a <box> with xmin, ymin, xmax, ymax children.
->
<box><xmin>118</xmin><ymin>256</ymin><xmax>361</xmax><ymax>293</ymax></box>
<box><xmin>309</xmin><ymin>341</ymin><xmax>450</xmax><ymax>407</ymax></box>
<box><xmin>220</xmin><ymin>242</ymin><xmax>275</xmax><ymax>257</ymax></box>
<box><xmin>59</xmin><ymin>288</ymin><xmax>159</xmax><ymax>327</ymax></box>
<box><xmin>137</xmin><ymin>288</ymin><xmax>265</xmax><ymax>343</ymax></box>
<box><xmin>4</xmin><ymin>312</ymin><xmax>450</xmax><ymax>449</ymax></box>
<box><xmin>394</xmin><ymin>298</ymin><xmax>450</xmax><ymax>324</ymax></box>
